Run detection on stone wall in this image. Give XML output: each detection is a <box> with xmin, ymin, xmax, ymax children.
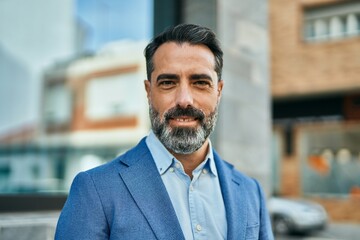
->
<box><xmin>183</xmin><ymin>0</ymin><xmax>272</xmax><ymax>195</ymax></box>
<box><xmin>216</xmin><ymin>0</ymin><xmax>272</xmax><ymax>195</ymax></box>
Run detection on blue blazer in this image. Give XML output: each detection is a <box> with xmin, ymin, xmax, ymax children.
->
<box><xmin>55</xmin><ymin>138</ymin><xmax>273</xmax><ymax>240</ymax></box>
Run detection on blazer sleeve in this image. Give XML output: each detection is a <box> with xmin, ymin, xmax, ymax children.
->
<box><xmin>256</xmin><ymin>180</ymin><xmax>274</xmax><ymax>240</ymax></box>
<box><xmin>55</xmin><ymin>172</ymin><xmax>109</xmax><ymax>240</ymax></box>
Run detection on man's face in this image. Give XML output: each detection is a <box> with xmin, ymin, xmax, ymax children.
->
<box><xmin>145</xmin><ymin>42</ymin><xmax>223</xmax><ymax>154</ymax></box>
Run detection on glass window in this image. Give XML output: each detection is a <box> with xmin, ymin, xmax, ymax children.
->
<box><xmin>329</xmin><ymin>16</ymin><xmax>345</xmax><ymax>39</ymax></box>
<box><xmin>44</xmin><ymin>84</ymin><xmax>73</xmax><ymax>125</ymax></box>
<box><xmin>303</xmin><ymin>2</ymin><xmax>360</xmax><ymax>42</ymax></box>
<box><xmin>85</xmin><ymin>72</ymin><xmax>142</xmax><ymax>120</ymax></box>
<box><xmin>300</xmin><ymin>125</ymin><xmax>360</xmax><ymax>196</ymax></box>
<box><xmin>346</xmin><ymin>14</ymin><xmax>359</xmax><ymax>36</ymax></box>
<box><xmin>304</xmin><ymin>20</ymin><xmax>315</xmax><ymax>40</ymax></box>
<box><xmin>314</xmin><ymin>19</ymin><xmax>329</xmax><ymax>40</ymax></box>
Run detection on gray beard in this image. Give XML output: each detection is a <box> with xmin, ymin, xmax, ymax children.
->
<box><xmin>149</xmin><ymin>105</ymin><xmax>218</xmax><ymax>155</ymax></box>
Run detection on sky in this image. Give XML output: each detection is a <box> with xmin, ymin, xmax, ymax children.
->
<box><xmin>76</xmin><ymin>0</ymin><xmax>153</xmax><ymax>52</ymax></box>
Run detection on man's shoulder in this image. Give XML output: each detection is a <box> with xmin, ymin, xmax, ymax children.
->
<box><xmin>214</xmin><ymin>152</ymin><xmax>261</xmax><ymax>191</ymax></box>
<box><xmin>85</xmin><ymin>137</ymin><xmax>149</xmax><ymax>177</ymax></box>
<box><xmin>214</xmin><ymin>150</ymin><xmax>248</xmax><ymax>176</ymax></box>
<box><xmin>222</xmin><ymin>159</ymin><xmax>258</xmax><ymax>182</ymax></box>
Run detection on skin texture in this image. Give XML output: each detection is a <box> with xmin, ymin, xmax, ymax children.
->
<box><xmin>144</xmin><ymin>42</ymin><xmax>224</xmax><ymax>177</ymax></box>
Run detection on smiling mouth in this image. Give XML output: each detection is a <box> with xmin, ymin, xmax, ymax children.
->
<box><xmin>174</xmin><ymin>117</ymin><xmax>197</xmax><ymax>122</ymax></box>
<box><xmin>170</xmin><ymin>116</ymin><xmax>198</xmax><ymax>125</ymax></box>
<box><xmin>164</xmin><ymin>106</ymin><xmax>204</xmax><ymax>126</ymax></box>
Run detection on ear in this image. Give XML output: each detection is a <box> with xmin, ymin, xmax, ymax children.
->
<box><xmin>217</xmin><ymin>80</ymin><xmax>224</xmax><ymax>99</ymax></box>
<box><xmin>144</xmin><ymin>80</ymin><xmax>151</xmax><ymax>103</ymax></box>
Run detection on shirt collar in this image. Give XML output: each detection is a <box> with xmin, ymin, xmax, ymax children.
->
<box><xmin>202</xmin><ymin>140</ymin><xmax>218</xmax><ymax>177</ymax></box>
<box><xmin>146</xmin><ymin>131</ymin><xmax>174</xmax><ymax>175</ymax></box>
<box><xmin>145</xmin><ymin>130</ymin><xmax>218</xmax><ymax>177</ymax></box>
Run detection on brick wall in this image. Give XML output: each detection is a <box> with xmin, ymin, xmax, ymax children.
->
<box><xmin>311</xmin><ymin>197</ymin><xmax>360</xmax><ymax>222</ymax></box>
<box><xmin>270</xmin><ymin>0</ymin><xmax>360</xmax><ymax>99</ymax></box>
<box><xmin>280</xmin><ymin>155</ymin><xmax>301</xmax><ymax>196</ymax></box>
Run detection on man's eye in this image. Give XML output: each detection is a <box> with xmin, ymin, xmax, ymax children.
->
<box><xmin>194</xmin><ymin>81</ymin><xmax>211</xmax><ymax>87</ymax></box>
<box><xmin>158</xmin><ymin>81</ymin><xmax>175</xmax><ymax>88</ymax></box>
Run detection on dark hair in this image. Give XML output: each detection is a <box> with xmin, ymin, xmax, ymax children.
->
<box><xmin>144</xmin><ymin>23</ymin><xmax>223</xmax><ymax>81</ymax></box>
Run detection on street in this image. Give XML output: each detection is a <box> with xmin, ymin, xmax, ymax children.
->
<box><xmin>276</xmin><ymin>223</ymin><xmax>360</xmax><ymax>240</ymax></box>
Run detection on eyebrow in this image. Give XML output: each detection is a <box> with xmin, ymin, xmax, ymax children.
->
<box><xmin>190</xmin><ymin>74</ymin><xmax>213</xmax><ymax>81</ymax></box>
<box><xmin>156</xmin><ymin>74</ymin><xmax>179</xmax><ymax>82</ymax></box>
<box><xmin>156</xmin><ymin>73</ymin><xmax>213</xmax><ymax>82</ymax></box>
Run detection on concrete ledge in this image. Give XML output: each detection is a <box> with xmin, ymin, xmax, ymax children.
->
<box><xmin>0</xmin><ymin>211</ymin><xmax>60</xmax><ymax>240</ymax></box>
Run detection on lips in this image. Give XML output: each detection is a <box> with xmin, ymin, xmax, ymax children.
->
<box><xmin>173</xmin><ymin>116</ymin><xmax>197</xmax><ymax>122</ymax></box>
<box><xmin>169</xmin><ymin>116</ymin><xmax>198</xmax><ymax>127</ymax></box>
<box><xmin>165</xmin><ymin>106</ymin><xmax>204</xmax><ymax>124</ymax></box>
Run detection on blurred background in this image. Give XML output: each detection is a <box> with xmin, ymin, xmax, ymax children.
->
<box><xmin>0</xmin><ymin>0</ymin><xmax>359</xmax><ymax>239</ymax></box>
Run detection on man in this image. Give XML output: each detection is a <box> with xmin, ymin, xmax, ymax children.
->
<box><xmin>55</xmin><ymin>23</ymin><xmax>274</xmax><ymax>240</ymax></box>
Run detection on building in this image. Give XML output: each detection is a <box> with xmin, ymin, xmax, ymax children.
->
<box><xmin>270</xmin><ymin>0</ymin><xmax>360</xmax><ymax>222</ymax></box>
<box><xmin>41</xmin><ymin>40</ymin><xmax>149</xmax><ymax>191</ymax></box>
<box><xmin>0</xmin><ymin>40</ymin><xmax>149</xmax><ymax>210</ymax></box>
<box><xmin>0</xmin><ymin>0</ymin><xmax>75</xmax><ymax>136</ymax></box>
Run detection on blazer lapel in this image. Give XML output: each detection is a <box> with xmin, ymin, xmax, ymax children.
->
<box><xmin>214</xmin><ymin>151</ymin><xmax>248</xmax><ymax>240</ymax></box>
<box><xmin>118</xmin><ymin>139</ymin><xmax>185</xmax><ymax>240</ymax></box>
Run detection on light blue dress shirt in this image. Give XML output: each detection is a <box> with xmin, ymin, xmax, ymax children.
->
<box><xmin>146</xmin><ymin>131</ymin><xmax>227</xmax><ymax>240</ymax></box>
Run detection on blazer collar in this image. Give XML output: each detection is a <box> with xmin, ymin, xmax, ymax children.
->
<box><xmin>118</xmin><ymin>138</ymin><xmax>185</xmax><ymax>240</ymax></box>
<box><xmin>214</xmin><ymin>150</ymin><xmax>248</xmax><ymax>240</ymax></box>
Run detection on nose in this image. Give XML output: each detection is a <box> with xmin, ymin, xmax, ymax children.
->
<box><xmin>175</xmin><ymin>84</ymin><xmax>194</xmax><ymax>108</ymax></box>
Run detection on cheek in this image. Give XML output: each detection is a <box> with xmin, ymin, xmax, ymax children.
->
<box><xmin>150</xmin><ymin>98</ymin><xmax>173</xmax><ymax>120</ymax></box>
<box><xmin>151</xmin><ymin>92</ymin><xmax>175</xmax><ymax>110</ymax></box>
<box><xmin>196</xmin><ymin>95</ymin><xmax>219</xmax><ymax>113</ymax></box>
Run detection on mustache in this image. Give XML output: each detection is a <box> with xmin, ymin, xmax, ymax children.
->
<box><xmin>164</xmin><ymin>106</ymin><xmax>205</xmax><ymax>122</ymax></box>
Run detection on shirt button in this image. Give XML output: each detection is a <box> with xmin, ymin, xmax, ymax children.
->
<box><xmin>169</xmin><ymin>167</ymin><xmax>175</xmax><ymax>172</ymax></box>
<box><xmin>202</xmin><ymin>169</ymin><xmax>208</xmax><ymax>174</ymax></box>
<box><xmin>196</xmin><ymin>224</ymin><xmax>202</xmax><ymax>231</ymax></box>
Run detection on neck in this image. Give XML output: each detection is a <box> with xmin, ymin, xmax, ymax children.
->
<box><xmin>171</xmin><ymin>140</ymin><xmax>209</xmax><ymax>178</ymax></box>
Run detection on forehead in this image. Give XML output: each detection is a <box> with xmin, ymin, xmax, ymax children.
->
<box><xmin>153</xmin><ymin>42</ymin><xmax>216</xmax><ymax>69</ymax></box>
